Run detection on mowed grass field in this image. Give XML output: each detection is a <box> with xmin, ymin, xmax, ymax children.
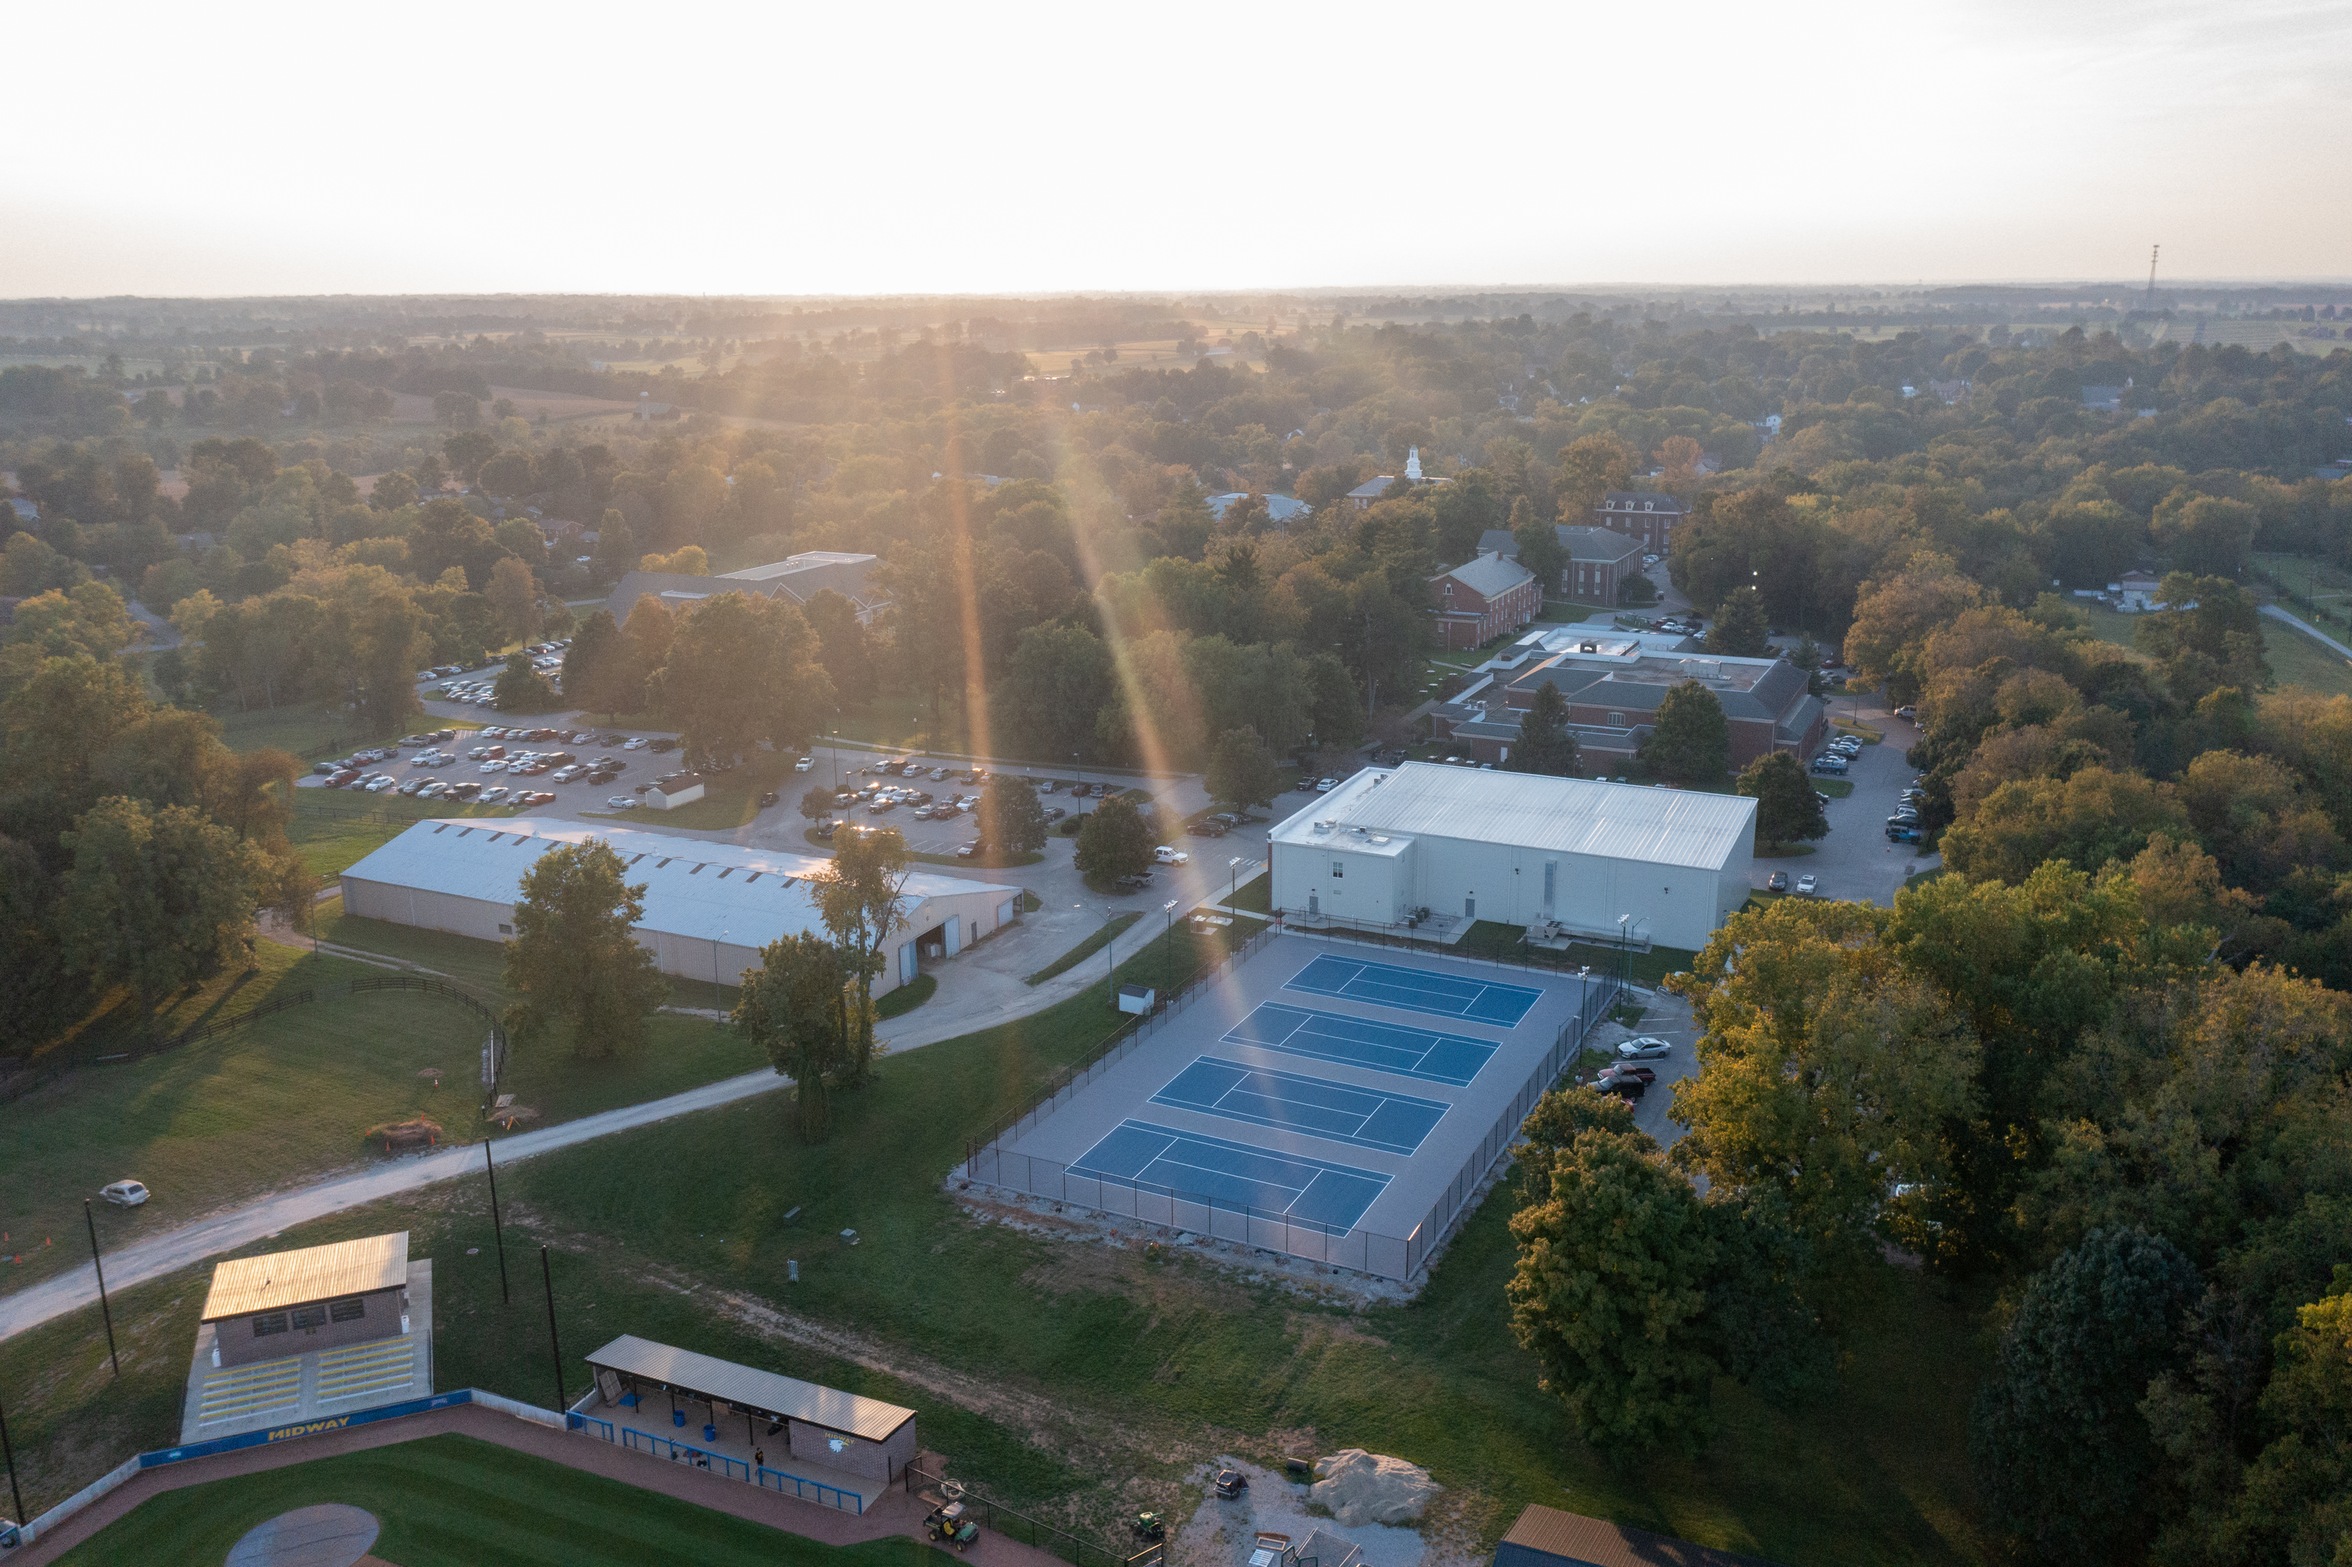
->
<box><xmin>53</xmin><ymin>1434</ymin><xmax>954</xmax><ymax>1567</ymax></box>
<box><xmin>4</xmin><ymin>920</ymin><xmax>759</xmax><ymax>1290</ymax></box>
<box><xmin>2071</xmin><ymin>600</ymin><xmax>2352</xmax><ymax>699</ymax></box>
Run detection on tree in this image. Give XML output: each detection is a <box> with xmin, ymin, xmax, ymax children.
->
<box><xmin>1970</xmin><ymin>1227</ymin><xmax>2201</xmax><ymax>1565</ymax></box>
<box><xmin>1939</xmin><ymin>766</ymin><xmax>2189</xmax><ymax>883</ymax></box>
<box><xmin>978</xmin><ymin>775</ymin><xmax>1048</xmax><ymax>855</ymax></box>
<box><xmin>1075</xmin><ymin>793</ymin><xmax>1155</xmax><ymax>887</ymax></box>
<box><xmin>562</xmin><ymin>608</ymin><xmax>637</xmax><ymax>717</ymax></box>
<box><xmin>2210</xmin><ymin>1279</ymin><xmax>2352</xmax><ymax>1567</ymax></box>
<box><xmin>58</xmin><ymin>796</ymin><xmax>266</xmax><ymax>1037</ymax></box>
<box><xmin>494</xmin><ymin>650</ymin><xmax>559</xmax><ymax>712</ymax></box>
<box><xmin>1508</xmin><ymin>1091</ymin><xmax>1722</xmax><ymax>1452</ymax></box>
<box><xmin>476</xmin><ymin>449</ymin><xmax>535</xmax><ymax>499</ymax></box>
<box><xmin>485</xmin><ymin>555</ymin><xmax>540</xmax><ymax>645</ymax></box>
<box><xmin>1737</xmin><ymin>751</ymin><xmax>1828</xmax><ymax>849</ymax></box>
<box><xmin>1511</xmin><ymin>685</ymin><xmax>1580</xmax><ymax>776</ymax></box>
<box><xmin>588</xmin><ymin>508</ymin><xmax>636</xmax><ymax>584</ymax></box>
<box><xmin>502</xmin><ymin>839</ymin><xmax>667</xmax><ymax>1059</ymax></box>
<box><xmin>1640</xmin><ymin>681</ymin><xmax>1730</xmax><ymax>784</ymax></box>
<box><xmin>1206</xmin><ymin>726</ymin><xmax>1283</xmax><ymax>809</ymax></box>
<box><xmin>1706</xmin><ymin>585</ymin><xmax>1772</xmax><ymax>657</ymax></box>
<box><xmin>800</xmin><ymin>785</ymin><xmax>836</xmax><ymax>820</ymax></box>
<box><xmin>733</xmin><ymin>933</ymin><xmax>850</xmax><ymax>1140</ymax></box>
<box><xmin>996</xmin><ymin>623</ymin><xmax>1117</xmax><ymax>763</ymax></box>
<box><xmin>652</xmin><ymin>592</ymin><xmax>832</xmax><ymax>766</ymax></box>
<box><xmin>1512</xmin><ymin>502</ymin><xmax>1567</xmax><ymax>597</ymax></box>
<box><xmin>811</xmin><ymin>826</ymin><xmax>911</xmax><ymax>1083</ymax></box>
<box><xmin>801</xmin><ymin>589</ymin><xmax>875</xmax><ymax>707</ymax></box>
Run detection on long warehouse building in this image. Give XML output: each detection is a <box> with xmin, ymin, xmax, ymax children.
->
<box><xmin>1269</xmin><ymin>763</ymin><xmax>1755</xmax><ymax>952</ymax></box>
<box><xmin>341</xmin><ymin>818</ymin><xmax>1020</xmax><ymax>992</ymax></box>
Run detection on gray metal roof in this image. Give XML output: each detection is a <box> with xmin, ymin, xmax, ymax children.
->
<box><xmin>1270</xmin><ymin>763</ymin><xmax>1754</xmax><ymax>872</ymax></box>
<box><xmin>1438</xmin><ymin>552</ymin><xmax>1535</xmax><ymax>600</ymax></box>
<box><xmin>585</xmin><ymin>1335</ymin><xmax>914</xmax><ymax>1441</ymax></box>
<box><xmin>340</xmin><ymin>818</ymin><xmax>1014</xmax><ymax>947</ymax></box>
<box><xmin>1554</xmin><ymin>525</ymin><xmax>1643</xmax><ymax>562</ymax></box>
<box><xmin>1497</xmin><ymin>1503</ymin><xmax>1783</xmax><ymax>1567</ymax></box>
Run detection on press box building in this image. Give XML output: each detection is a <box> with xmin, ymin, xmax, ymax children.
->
<box><xmin>341</xmin><ymin>818</ymin><xmax>1020</xmax><ymax>992</ymax></box>
<box><xmin>1268</xmin><ymin>763</ymin><xmax>1756</xmax><ymax>952</ymax></box>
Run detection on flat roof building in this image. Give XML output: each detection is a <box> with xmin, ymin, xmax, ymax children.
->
<box><xmin>608</xmin><ymin>550</ymin><xmax>888</xmax><ymax>628</ymax></box>
<box><xmin>1269</xmin><ymin>763</ymin><xmax>1754</xmax><ymax>951</ymax></box>
<box><xmin>341</xmin><ymin>819</ymin><xmax>1020</xmax><ymax>992</ymax></box>
<box><xmin>1436</xmin><ymin>644</ymin><xmax>1825</xmax><ymax>772</ymax></box>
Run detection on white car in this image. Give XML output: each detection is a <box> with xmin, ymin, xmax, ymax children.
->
<box><xmin>1153</xmin><ymin>846</ymin><xmax>1190</xmax><ymax>865</ymax></box>
<box><xmin>1796</xmin><ymin>874</ymin><xmax>1819</xmax><ymax>896</ymax></box>
<box><xmin>794</xmin><ymin>755</ymin><xmax>813</xmax><ymax>771</ymax></box>
<box><xmin>1615</xmin><ymin>1036</ymin><xmax>1673</xmax><ymax>1060</ymax></box>
<box><xmin>605</xmin><ymin>795</ymin><xmax>636</xmax><ymax>809</ymax></box>
<box><xmin>100</xmin><ymin>1179</ymin><xmax>149</xmax><ymax>1207</ymax></box>
<box><xmin>622</xmin><ymin>737</ymin><xmax>648</xmax><ymax>751</ymax></box>
<box><xmin>480</xmin><ymin>786</ymin><xmax>510</xmax><ymax>803</ymax></box>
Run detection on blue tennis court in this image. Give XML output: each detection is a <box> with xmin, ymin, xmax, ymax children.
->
<box><xmin>1222</xmin><ymin>1002</ymin><xmax>1497</xmax><ymax>1086</ymax></box>
<box><xmin>1069</xmin><ymin>1120</ymin><xmax>1392</xmax><ymax>1229</ymax></box>
<box><xmin>1286</xmin><ymin>954</ymin><xmax>1543</xmax><ymax>1027</ymax></box>
<box><xmin>1151</xmin><ymin>1057</ymin><xmax>1448</xmax><ymax>1154</ymax></box>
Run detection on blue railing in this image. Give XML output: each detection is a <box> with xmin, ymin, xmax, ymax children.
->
<box><xmin>757</xmin><ymin>1464</ymin><xmax>864</xmax><ymax>1513</ymax></box>
<box><xmin>618</xmin><ymin>1424</ymin><xmax>752</xmax><ymax>1480</ymax></box>
<box><xmin>567</xmin><ymin>1411</ymin><xmax>615</xmax><ymax>1440</ymax></box>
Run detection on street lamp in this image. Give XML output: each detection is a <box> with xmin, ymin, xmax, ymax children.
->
<box><xmin>1163</xmin><ymin>898</ymin><xmax>1180</xmax><ymax>994</ymax></box>
<box><xmin>1228</xmin><ymin>854</ymin><xmax>1245</xmax><ymax>906</ymax></box>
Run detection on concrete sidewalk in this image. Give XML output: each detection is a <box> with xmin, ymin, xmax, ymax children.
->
<box><xmin>0</xmin><ymin>1070</ymin><xmax>789</xmax><ymax>1346</ymax></box>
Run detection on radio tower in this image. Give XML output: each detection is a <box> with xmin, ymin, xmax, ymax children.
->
<box><xmin>2146</xmin><ymin>244</ymin><xmax>2160</xmax><ymax>303</ymax></box>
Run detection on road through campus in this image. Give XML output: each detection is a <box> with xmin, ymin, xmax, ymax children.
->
<box><xmin>0</xmin><ymin>1067</ymin><xmax>790</xmax><ymax>1346</ymax></box>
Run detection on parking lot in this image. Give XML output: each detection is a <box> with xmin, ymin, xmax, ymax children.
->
<box><xmin>1766</xmin><ymin>702</ymin><xmax>1938</xmax><ymax>908</ymax></box>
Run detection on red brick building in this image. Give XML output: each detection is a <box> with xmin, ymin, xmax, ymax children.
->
<box><xmin>1595</xmin><ymin>491</ymin><xmax>1691</xmax><ymax>554</ymax></box>
<box><xmin>1427</xmin><ymin>551</ymin><xmax>1541</xmax><ymax>651</ymax></box>
<box><xmin>1432</xmin><ymin>647</ymin><xmax>1827</xmax><ymax>770</ymax></box>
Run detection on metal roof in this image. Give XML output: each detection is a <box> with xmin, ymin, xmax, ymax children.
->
<box><xmin>1496</xmin><ymin>1503</ymin><xmax>1783</xmax><ymax>1567</ymax></box>
<box><xmin>340</xmin><ymin>819</ymin><xmax>1015</xmax><ymax>947</ymax></box>
<box><xmin>585</xmin><ymin>1335</ymin><xmax>914</xmax><ymax>1441</ymax></box>
<box><xmin>1438</xmin><ymin>552</ymin><xmax>1535</xmax><ymax>600</ymax></box>
<box><xmin>202</xmin><ymin>1232</ymin><xmax>408</xmax><ymax>1320</ymax></box>
<box><xmin>1270</xmin><ymin>764</ymin><xmax>1754</xmax><ymax>872</ymax></box>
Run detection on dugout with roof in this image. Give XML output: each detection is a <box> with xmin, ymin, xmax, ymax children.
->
<box><xmin>583</xmin><ymin>1334</ymin><xmax>918</xmax><ymax>1482</ymax></box>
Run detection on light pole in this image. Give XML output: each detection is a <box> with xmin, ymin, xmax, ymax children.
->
<box><xmin>1228</xmin><ymin>854</ymin><xmax>1245</xmax><ymax>907</ymax></box>
<box><xmin>1163</xmin><ymin>898</ymin><xmax>1180</xmax><ymax>995</ymax></box>
<box><xmin>84</xmin><ymin>1200</ymin><xmax>119</xmax><ymax>1378</ymax></box>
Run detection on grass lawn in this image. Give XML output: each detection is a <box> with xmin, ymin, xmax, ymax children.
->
<box><xmin>1813</xmin><ymin>777</ymin><xmax>1855</xmax><ymax>798</ymax></box>
<box><xmin>1023</xmin><ymin>912</ymin><xmax>1142</xmax><ymax>985</ymax></box>
<box><xmin>1</xmin><ymin>935</ymin><xmax>760</xmax><ymax>1291</ymax></box>
<box><xmin>287</xmin><ymin>793</ymin><xmax>522</xmax><ymax>879</ymax></box>
<box><xmin>214</xmin><ymin>702</ymin><xmax>388</xmax><ymax>760</ymax></box>
<box><xmin>877</xmin><ymin>972</ymin><xmax>936</xmax><ymax>1019</ymax></box>
<box><xmin>53</xmin><ymin>1434</ymin><xmax>955</xmax><ymax>1567</ymax></box>
<box><xmin>1454</xmin><ymin>920</ymin><xmax>1699</xmax><ymax>988</ymax></box>
<box><xmin>1225</xmin><ymin>871</ymin><xmax>1270</xmax><ymax>913</ymax></box>
<box><xmin>4</xmin><ymin>911</ymin><xmax>1993</xmax><ymax>1566</ymax></box>
<box><xmin>2259</xmin><ymin>615</ymin><xmax>2352</xmax><ymax>699</ymax></box>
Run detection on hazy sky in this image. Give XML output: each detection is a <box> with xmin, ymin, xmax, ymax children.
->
<box><xmin>6</xmin><ymin>0</ymin><xmax>2347</xmax><ymax>297</ymax></box>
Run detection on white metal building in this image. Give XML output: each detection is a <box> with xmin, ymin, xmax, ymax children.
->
<box><xmin>340</xmin><ymin>818</ymin><xmax>1020</xmax><ymax>992</ymax></box>
<box><xmin>1268</xmin><ymin>764</ymin><xmax>1755</xmax><ymax>952</ymax></box>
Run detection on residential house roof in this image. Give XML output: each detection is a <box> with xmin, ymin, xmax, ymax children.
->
<box><xmin>1598</xmin><ymin>490</ymin><xmax>1691</xmax><ymax>515</ymax></box>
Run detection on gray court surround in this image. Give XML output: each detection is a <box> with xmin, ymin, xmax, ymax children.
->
<box><xmin>961</xmin><ymin>932</ymin><xmax>1615</xmax><ymax>1282</ymax></box>
<box><xmin>224</xmin><ymin>1504</ymin><xmax>381</xmax><ymax>1567</ymax></box>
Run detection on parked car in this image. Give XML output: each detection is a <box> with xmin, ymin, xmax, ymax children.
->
<box><xmin>1153</xmin><ymin>846</ymin><xmax>1190</xmax><ymax>865</ymax></box>
<box><xmin>1315</xmin><ymin>777</ymin><xmax>1338</xmax><ymax>792</ymax></box>
<box><xmin>1796</xmin><ymin>873</ymin><xmax>1819</xmax><ymax>895</ymax></box>
<box><xmin>1812</xmin><ymin>756</ymin><xmax>1848</xmax><ymax>775</ymax></box>
<box><xmin>605</xmin><ymin>795</ymin><xmax>637</xmax><ymax>809</ymax></box>
<box><xmin>480</xmin><ymin>786</ymin><xmax>510</xmax><ymax>803</ymax></box>
<box><xmin>100</xmin><ymin>1179</ymin><xmax>149</xmax><ymax>1207</ymax></box>
<box><xmin>1766</xmin><ymin>870</ymin><xmax>1789</xmax><ymax>892</ymax></box>
<box><xmin>1615</xmin><ymin>1036</ymin><xmax>1673</xmax><ymax>1060</ymax></box>
<box><xmin>1601</xmin><ymin>1076</ymin><xmax>1647</xmax><ymax>1101</ymax></box>
<box><xmin>648</xmin><ymin>738</ymin><xmax>678</xmax><ymax>752</ymax></box>
<box><xmin>1597</xmin><ymin>1063</ymin><xmax>1657</xmax><ymax>1085</ymax></box>
<box><xmin>1887</xmin><ymin>826</ymin><xmax>1922</xmax><ymax>843</ymax></box>
<box><xmin>1894</xmin><ymin>705</ymin><xmax>1918</xmax><ymax>720</ymax></box>
<box><xmin>759</xmin><ymin>790</ymin><xmax>779</xmax><ymax>808</ymax></box>
<box><xmin>955</xmin><ymin>841</ymin><xmax>980</xmax><ymax>859</ymax></box>
<box><xmin>794</xmin><ymin>755</ymin><xmax>813</xmax><ymax>771</ymax></box>
<box><xmin>622</xmin><ymin>737</ymin><xmax>648</xmax><ymax>751</ymax></box>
